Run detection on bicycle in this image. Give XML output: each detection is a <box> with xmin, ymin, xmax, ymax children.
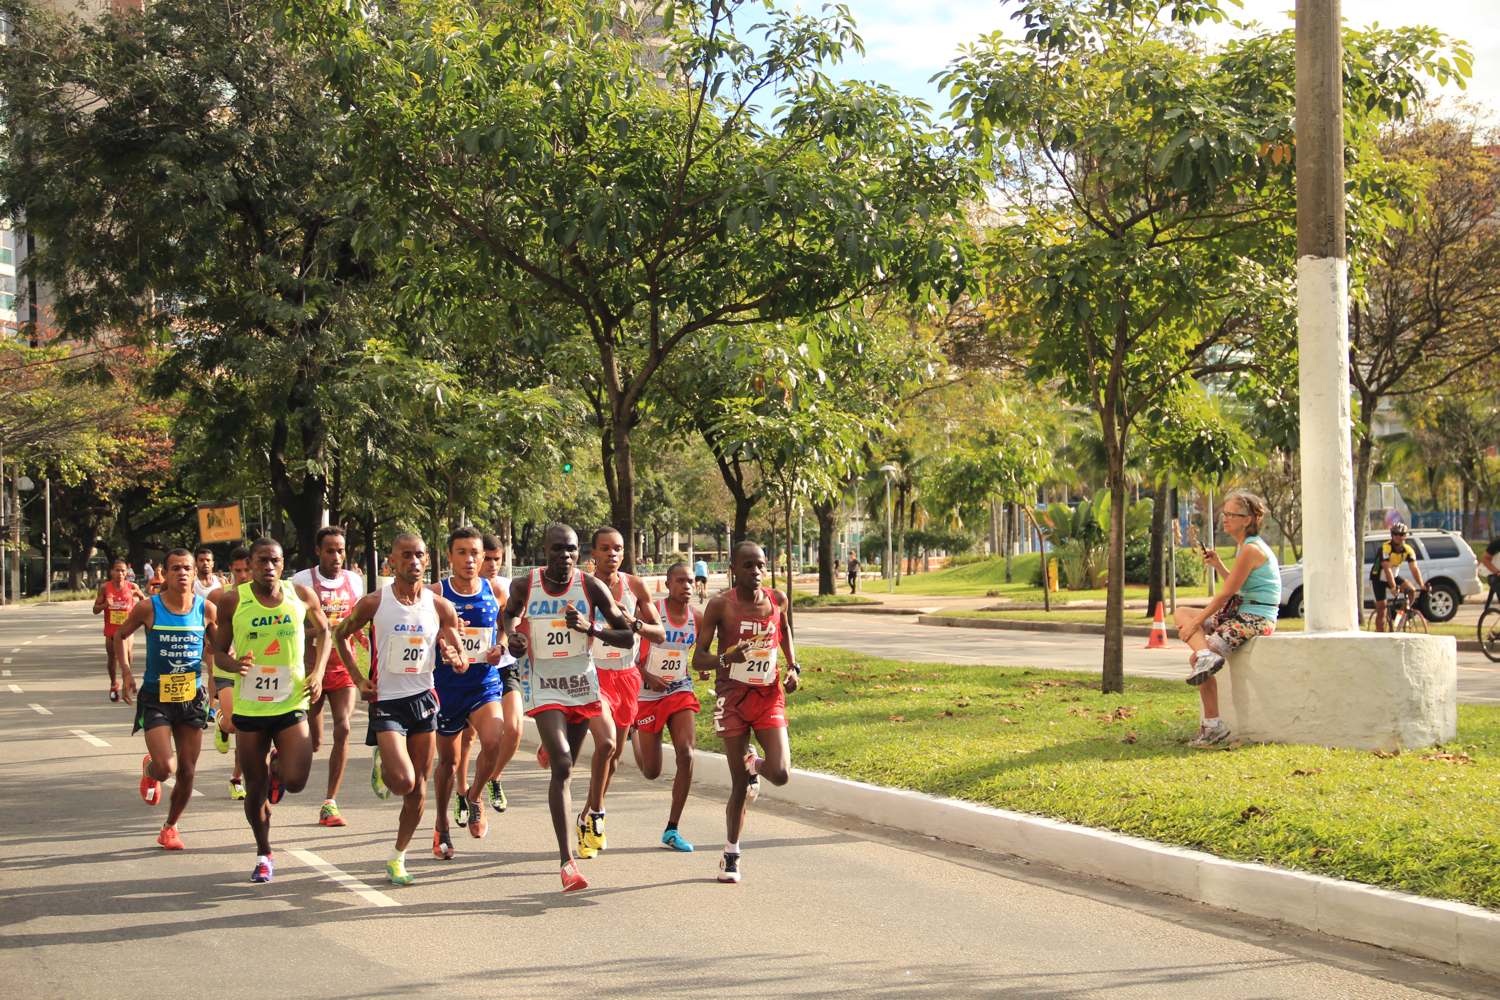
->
<box><xmin>1477</xmin><ymin>575</ymin><xmax>1500</xmax><ymax>663</ymax></box>
<box><xmin>1364</xmin><ymin>588</ymin><xmax>1429</xmax><ymax>635</ymax></box>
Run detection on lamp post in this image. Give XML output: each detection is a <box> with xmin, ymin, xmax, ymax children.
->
<box><xmin>879</xmin><ymin>464</ymin><xmax>898</xmax><ymax>593</ymax></box>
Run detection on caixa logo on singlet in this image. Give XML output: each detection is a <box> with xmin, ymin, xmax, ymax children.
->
<box><xmin>528</xmin><ymin>598</ymin><xmax>586</xmax><ymax>616</ymax></box>
<box><xmin>250</xmin><ymin>613</ymin><xmax>293</xmax><ymax>627</ymax></box>
<box><xmin>392</xmin><ymin>623</ymin><xmax>426</xmax><ymax>634</ymax></box>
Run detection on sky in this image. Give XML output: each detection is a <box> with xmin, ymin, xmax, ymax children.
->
<box><xmin>824</xmin><ymin>0</ymin><xmax>1500</xmax><ymax>123</ymax></box>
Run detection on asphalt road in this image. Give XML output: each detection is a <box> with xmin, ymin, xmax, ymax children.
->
<box><xmin>792</xmin><ymin>612</ymin><xmax>1500</xmax><ymax>704</ymax></box>
<box><xmin>2</xmin><ymin>602</ymin><xmax>1497</xmax><ymax>999</ymax></box>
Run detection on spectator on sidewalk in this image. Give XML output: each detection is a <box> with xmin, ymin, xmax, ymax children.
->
<box><xmin>846</xmin><ymin>552</ymin><xmax>860</xmax><ymax>594</ymax></box>
<box><xmin>1173</xmin><ymin>490</ymin><xmax>1280</xmax><ymax>749</ymax></box>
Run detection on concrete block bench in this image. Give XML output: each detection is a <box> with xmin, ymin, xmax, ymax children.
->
<box><xmin>1219</xmin><ymin>632</ymin><xmax>1457</xmax><ymax>751</ymax></box>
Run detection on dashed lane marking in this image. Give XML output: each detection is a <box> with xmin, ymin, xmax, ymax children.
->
<box><xmin>287</xmin><ymin>848</ymin><xmax>400</xmax><ymax>908</ymax></box>
<box><xmin>164</xmin><ymin>778</ymin><xmax>203</xmax><ymax>798</ymax></box>
<box><xmin>72</xmin><ymin>729</ymin><xmax>110</xmax><ymax>747</ymax></box>
<box><xmin>28</xmin><ymin>703</ymin><xmax>51</xmax><ymax>715</ymax></box>
<box><xmin>7</xmin><ymin>684</ymin><xmax>20</xmax><ymax>693</ymax></box>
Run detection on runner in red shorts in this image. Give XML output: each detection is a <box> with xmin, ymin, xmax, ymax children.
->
<box><xmin>692</xmin><ymin>541</ymin><xmax>800</xmax><ymax>885</ymax></box>
<box><xmin>631</xmin><ymin>561</ymin><xmax>701</xmax><ymax>852</ymax></box>
<box><xmin>580</xmin><ymin>526</ymin><xmax>663</xmax><ymax>857</ymax></box>
<box><xmin>290</xmin><ymin>525</ymin><xmax>365</xmax><ymax>828</ymax></box>
<box><xmin>501</xmin><ymin>523</ymin><xmax>635</xmax><ymax>891</ymax></box>
<box><xmin>94</xmin><ymin>558</ymin><xmax>145</xmax><ymax>702</ymax></box>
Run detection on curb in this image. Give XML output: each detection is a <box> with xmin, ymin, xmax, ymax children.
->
<box><xmin>794</xmin><ymin>605</ymin><xmax>927</xmax><ymax>616</ymax></box>
<box><xmin>917</xmin><ymin>614</ymin><xmax>1487</xmax><ymax>652</ymax></box>
<box><xmin>521</xmin><ymin>719</ymin><xmax>1500</xmax><ymax>977</ymax></box>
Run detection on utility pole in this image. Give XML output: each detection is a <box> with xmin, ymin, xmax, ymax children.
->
<box><xmin>43</xmin><ymin>477</ymin><xmax>50</xmax><ymax>603</ymax></box>
<box><xmin>1296</xmin><ymin>0</ymin><xmax>1359</xmax><ymax>631</ymax></box>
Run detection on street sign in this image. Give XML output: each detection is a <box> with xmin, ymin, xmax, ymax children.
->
<box><xmin>197</xmin><ymin>501</ymin><xmax>243</xmax><ymax>543</ymax></box>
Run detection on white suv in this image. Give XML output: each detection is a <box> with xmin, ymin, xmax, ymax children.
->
<box><xmin>1278</xmin><ymin>529</ymin><xmax>1481</xmax><ymax>622</ymax></box>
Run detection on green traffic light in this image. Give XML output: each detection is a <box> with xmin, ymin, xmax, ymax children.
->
<box><xmin>562</xmin><ymin>461</ymin><xmax>573</xmax><ymax>474</ymax></box>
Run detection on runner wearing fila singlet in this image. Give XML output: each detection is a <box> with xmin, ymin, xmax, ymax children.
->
<box><xmin>113</xmin><ymin>549</ymin><xmax>219</xmax><ymax>851</ymax></box>
<box><xmin>579</xmin><ymin>527</ymin><xmax>664</xmax><ymax>858</ymax></box>
<box><xmin>692</xmin><ymin>541</ymin><xmax>801</xmax><ymax>885</ymax></box>
<box><xmin>290</xmin><ymin>525</ymin><xmax>366</xmax><ymax>829</ymax></box>
<box><xmin>337</xmin><ymin>532</ymin><xmax>466</xmax><ymax>887</ymax></box>
<box><xmin>94</xmin><ymin>558</ymin><xmax>144</xmax><ymax>702</ymax></box>
<box><xmin>501</xmin><ymin>523</ymin><xmax>634</xmax><ymax>892</ymax></box>
<box><xmin>428</xmin><ymin>526</ymin><xmax>514</xmax><ymax>860</ymax></box>
<box><xmin>631</xmin><ymin>563</ymin><xmax>703</xmax><ymax>853</ymax></box>
<box><xmin>209</xmin><ymin>547</ymin><xmax>251</xmax><ymax>800</ymax></box>
<box><xmin>210</xmin><ymin>538</ymin><xmax>332</xmax><ymax>885</ymax></box>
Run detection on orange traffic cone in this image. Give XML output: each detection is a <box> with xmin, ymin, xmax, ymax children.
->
<box><xmin>1145</xmin><ymin>602</ymin><xmax>1168</xmax><ymax>649</ymax></box>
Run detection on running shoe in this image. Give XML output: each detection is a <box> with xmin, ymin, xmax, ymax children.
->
<box><xmin>318</xmin><ymin>800</ymin><xmax>347</xmax><ymax>827</ymax></box>
<box><xmin>207</xmin><ymin>705</ymin><xmax>217</xmax><ymax>724</ymax></box>
<box><xmin>454</xmin><ymin>793</ymin><xmax>470</xmax><ymax>828</ymax></box>
<box><xmin>109</xmin><ymin>685</ymin><xmax>119</xmax><ymax>703</ymax></box>
<box><xmin>661</xmin><ymin>828</ymin><xmax>694</xmax><ymax>852</ymax></box>
<box><xmin>467</xmin><ymin>799</ymin><xmax>488</xmax><ymax>839</ymax></box>
<box><xmin>268</xmin><ymin>749</ymin><xmax>284</xmax><ymax>805</ymax></box>
<box><xmin>433</xmin><ymin>828</ymin><xmax>454</xmax><ymax>861</ymax></box>
<box><xmin>386</xmin><ymin>858</ymin><xmax>415</xmax><ymax>886</ymax></box>
<box><xmin>213</xmin><ymin>721</ymin><xmax>230</xmax><ymax>755</ymax></box>
<box><xmin>560</xmin><ymin>860</ymin><xmax>589</xmax><ymax>892</ymax></box>
<box><xmin>718</xmin><ymin>851</ymin><xmax>742</xmax><ymax>884</ymax></box>
<box><xmin>587</xmin><ymin>812</ymin><xmax>607</xmax><ymax>851</ymax></box>
<box><xmin>744</xmin><ymin>748</ymin><xmax>762</xmax><ymax>803</ymax></box>
<box><xmin>536</xmin><ymin>745</ymin><xmax>550</xmax><ymax>769</ymax></box>
<box><xmin>139</xmin><ymin>754</ymin><xmax>161</xmax><ymax>806</ymax></box>
<box><xmin>575</xmin><ymin>814</ymin><xmax>599</xmax><ymax>860</ymax></box>
<box><xmin>1186</xmin><ymin>649</ymin><xmax>1226</xmax><ymax>686</ymax></box>
<box><xmin>251</xmin><ymin>856</ymin><xmax>274</xmax><ymax>884</ymax></box>
<box><xmin>371</xmin><ymin>747</ymin><xmax>390</xmax><ymax>800</ymax></box>
<box><xmin>157</xmin><ymin>825</ymin><xmax>185</xmax><ymax>851</ymax></box>
<box><xmin>1188</xmin><ymin>720</ymin><xmax>1233</xmax><ymax>748</ymax></box>
<box><xmin>488</xmin><ymin>778</ymin><xmax>507</xmax><ymax>812</ymax></box>
<box><xmin>229</xmin><ymin>777</ymin><xmax>246</xmax><ymax>801</ymax></box>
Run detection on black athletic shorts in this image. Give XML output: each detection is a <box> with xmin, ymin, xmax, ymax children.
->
<box><xmin>133</xmin><ymin>686</ymin><xmax>209</xmax><ymax>734</ymax></box>
<box><xmin>232</xmin><ymin>709</ymin><xmax>308</xmax><ymax>735</ymax></box>
<box><xmin>365</xmin><ymin>690</ymin><xmax>440</xmax><ymax>745</ymax></box>
<box><xmin>499</xmin><ymin>663</ymin><xmax>521</xmax><ymax>696</ymax></box>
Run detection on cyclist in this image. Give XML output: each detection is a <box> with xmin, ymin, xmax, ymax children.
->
<box><xmin>1480</xmin><ymin>538</ymin><xmax>1500</xmax><ymax>593</ymax></box>
<box><xmin>1371</xmin><ymin>523</ymin><xmax>1427</xmax><ymax>632</ymax></box>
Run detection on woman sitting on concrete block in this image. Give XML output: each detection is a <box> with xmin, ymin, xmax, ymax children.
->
<box><xmin>1174</xmin><ymin>491</ymin><xmax>1281</xmax><ymax>748</ymax></box>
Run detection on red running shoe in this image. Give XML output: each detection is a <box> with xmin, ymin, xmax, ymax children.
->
<box><xmin>536</xmin><ymin>745</ymin><xmax>549</xmax><ymax>769</ymax></box>
<box><xmin>139</xmin><ymin>755</ymin><xmax>160</xmax><ymax>806</ymax></box>
<box><xmin>560</xmin><ymin>860</ymin><xmax>589</xmax><ymax>892</ymax></box>
<box><xmin>157</xmin><ymin>825</ymin><xmax>185</xmax><ymax>851</ymax></box>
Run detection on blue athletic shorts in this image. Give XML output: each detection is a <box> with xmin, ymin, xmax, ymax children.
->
<box><xmin>435</xmin><ymin>678</ymin><xmax>504</xmax><ymax>736</ymax></box>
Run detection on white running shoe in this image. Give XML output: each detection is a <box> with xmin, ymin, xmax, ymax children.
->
<box><xmin>1188</xmin><ymin>720</ymin><xmax>1232</xmax><ymax>748</ymax></box>
<box><xmin>743</xmin><ymin>748</ymin><xmax>761</xmax><ymax>803</ymax></box>
<box><xmin>1185</xmin><ymin>649</ymin><xmax>1225</xmax><ymax>686</ymax></box>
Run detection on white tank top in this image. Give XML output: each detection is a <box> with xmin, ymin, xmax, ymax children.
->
<box><xmin>193</xmin><ymin>575</ymin><xmax>222</xmax><ymax>598</ymax></box>
<box><xmin>520</xmin><ymin>567</ymin><xmax>597</xmax><ymax>709</ymax></box>
<box><xmin>372</xmin><ymin>582</ymin><xmax>440</xmax><ymax>701</ymax></box>
<box><xmin>637</xmin><ymin>598</ymin><xmax>697</xmax><ymax>701</ymax></box>
<box><xmin>592</xmin><ymin>572</ymin><xmax>639</xmax><ymax>670</ymax></box>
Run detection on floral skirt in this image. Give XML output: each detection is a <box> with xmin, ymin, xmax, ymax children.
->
<box><xmin>1204</xmin><ymin>595</ymin><xmax>1273</xmax><ymax>656</ymax></box>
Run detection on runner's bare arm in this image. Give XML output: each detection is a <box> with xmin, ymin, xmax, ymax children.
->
<box><xmin>434</xmin><ymin>596</ymin><xmax>468</xmax><ymax>673</ymax></box>
<box><xmin>334</xmin><ymin>592</ymin><xmax>381</xmax><ymax>692</ymax></box>
<box><xmin>92</xmin><ymin>586</ymin><xmax>106</xmax><ymax>614</ymax></box>
<box><xmin>500</xmin><ymin>573</ymin><xmax>530</xmax><ymax>657</ymax></box>
<box><xmin>691</xmin><ymin>596</ymin><xmax>744</xmax><ymax>676</ymax></box>
<box><xmin>113</xmin><ymin>600</ymin><xmax>153</xmax><ymax>702</ymax></box>
<box><xmin>295</xmin><ymin>583</ymin><xmax>333</xmax><ymax>702</ymax></box>
<box><xmin>208</xmin><ymin>589</ymin><xmax>246</xmax><ymax>674</ymax></box>
<box><xmin>772</xmin><ymin>589</ymin><xmax>800</xmax><ymax>694</ymax></box>
<box><xmin>572</xmin><ymin>575</ymin><xmax>633</xmax><ymax>646</ymax></box>
<box><xmin>630</xmin><ymin>575</ymin><xmax>666</xmax><ymax>644</ymax></box>
<box><xmin>200</xmin><ymin>600</ymin><xmax>219</xmax><ymax>693</ymax></box>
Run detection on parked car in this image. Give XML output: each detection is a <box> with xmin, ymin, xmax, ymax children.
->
<box><xmin>1278</xmin><ymin>529</ymin><xmax>1481</xmax><ymax>623</ymax></box>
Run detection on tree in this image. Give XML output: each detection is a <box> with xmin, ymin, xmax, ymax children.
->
<box><xmin>291</xmin><ymin>0</ymin><xmax>974</xmax><ymax>570</ymax></box>
<box><xmin>1349</xmin><ymin>114</ymin><xmax>1500</xmax><ymax>559</ymax></box>
<box><xmin>941</xmin><ymin>0</ymin><xmax>1457</xmax><ymax>691</ymax></box>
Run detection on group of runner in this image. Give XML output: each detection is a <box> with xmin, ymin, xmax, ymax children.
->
<box><xmin>94</xmin><ymin>525</ymin><xmax>799</xmax><ymax>892</ymax></box>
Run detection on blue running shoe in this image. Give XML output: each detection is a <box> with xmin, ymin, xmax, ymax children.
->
<box><xmin>661</xmin><ymin>828</ymin><xmax>694</xmax><ymax>852</ymax></box>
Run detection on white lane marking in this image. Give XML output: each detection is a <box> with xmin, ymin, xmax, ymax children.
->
<box><xmin>3</xmin><ymin>658</ymin><xmax>12</xmax><ymax>664</ymax></box>
<box><xmin>2</xmin><ymin>668</ymin><xmax>10</xmax><ymax>675</ymax></box>
<box><xmin>8</xmin><ymin>684</ymin><xmax>21</xmax><ymax>693</ymax></box>
<box><xmin>20</xmin><ymin>640</ymin><xmax>31</xmax><ymax>645</ymax></box>
<box><xmin>28</xmin><ymin>703</ymin><xmax>51</xmax><ymax>715</ymax></box>
<box><xmin>287</xmin><ymin>848</ymin><xmax>400</xmax><ymax>908</ymax></box>
<box><xmin>72</xmin><ymin>729</ymin><xmax>110</xmax><ymax>747</ymax></box>
<box><xmin>164</xmin><ymin>778</ymin><xmax>203</xmax><ymax>798</ymax></box>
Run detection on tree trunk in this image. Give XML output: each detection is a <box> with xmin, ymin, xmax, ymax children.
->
<box><xmin>1102</xmin><ymin>459</ymin><xmax>1127</xmax><ymax>694</ymax></box>
<box><xmin>1352</xmin><ymin>400</ymin><xmax>1377</xmax><ymax>602</ymax></box>
<box><xmin>267</xmin><ymin>411</ymin><xmax>329</xmax><ymax>570</ymax></box>
<box><xmin>783</xmin><ymin>488</ymin><xmax>795</xmax><ymax>635</ymax></box>
<box><xmin>814</xmin><ymin>500</ymin><xmax>836</xmax><ymax>596</ymax></box>
<box><xmin>1147</xmin><ymin>476</ymin><xmax>1167</xmax><ymax>612</ymax></box>
<box><xmin>608</xmin><ymin>414</ymin><xmax>637</xmax><ymax>572</ymax></box>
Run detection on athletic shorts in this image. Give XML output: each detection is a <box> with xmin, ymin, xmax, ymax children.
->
<box><xmin>213</xmin><ymin>676</ymin><xmax>236</xmax><ymax>693</ymax></box>
<box><xmin>435</xmin><ymin>681</ymin><xmax>503</xmax><ymax>736</ymax></box>
<box><xmin>1371</xmin><ymin>577</ymin><xmax>1409</xmax><ymax>602</ymax></box>
<box><xmin>132</xmin><ymin>686</ymin><xmax>210</xmax><ymax>734</ymax></box>
<box><xmin>365</xmin><ymin>690</ymin><xmax>439</xmax><ymax>745</ymax></box>
<box><xmin>635</xmin><ymin>690</ymin><xmax>701</xmax><ymax>735</ymax></box>
<box><xmin>527</xmin><ymin>701</ymin><xmax>603</xmax><ymax>725</ymax></box>
<box><xmin>694</xmin><ymin>575</ymin><xmax>707</xmax><ymax>585</ymax></box>
<box><xmin>598</xmin><ymin>667</ymin><xmax>642</xmax><ymax>731</ymax></box>
<box><xmin>713</xmin><ymin>683</ymin><xmax>786</xmax><ymax>738</ymax></box>
<box><xmin>322</xmin><ymin>659</ymin><xmax>355</xmax><ymax>692</ymax></box>
<box><xmin>232</xmin><ymin>710</ymin><xmax>307</xmax><ymax>735</ymax></box>
<box><xmin>499</xmin><ymin>663</ymin><xmax>522</xmax><ymax>696</ymax></box>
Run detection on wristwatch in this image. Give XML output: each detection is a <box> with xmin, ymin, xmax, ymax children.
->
<box><xmin>630</xmin><ymin>619</ymin><xmax>643</xmax><ymax>634</ymax></box>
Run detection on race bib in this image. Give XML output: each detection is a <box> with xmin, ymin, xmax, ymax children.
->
<box><xmin>107</xmin><ymin>609</ymin><xmax>128</xmax><ymax>626</ymax></box>
<box><xmin>159</xmin><ymin>672</ymin><xmax>197</xmax><ymax>703</ymax></box>
<box><xmin>387</xmin><ymin>634</ymin><xmax>432</xmax><ymax>674</ymax></box>
<box><xmin>728</xmin><ymin>640</ymin><xmax>777</xmax><ymax>686</ymax></box>
<box><xmin>536</xmin><ymin>619</ymin><xmax>580</xmax><ymax>659</ymax></box>
<box><xmin>243</xmin><ymin>663</ymin><xmax>291</xmax><ymax>703</ymax></box>
<box><xmin>460</xmin><ymin>626</ymin><xmax>490</xmax><ymax>660</ymax></box>
<box><xmin>646</xmin><ymin>646</ymin><xmax>688</xmax><ymax>683</ymax></box>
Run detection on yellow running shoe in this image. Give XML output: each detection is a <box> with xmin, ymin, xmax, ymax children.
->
<box><xmin>575</xmin><ymin>814</ymin><xmax>599</xmax><ymax>860</ymax></box>
<box><xmin>386</xmin><ymin>858</ymin><xmax>414</xmax><ymax>886</ymax></box>
<box><xmin>229</xmin><ymin>778</ymin><xmax>246</xmax><ymax>801</ymax></box>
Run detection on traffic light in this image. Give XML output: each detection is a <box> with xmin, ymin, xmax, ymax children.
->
<box><xmin>562</xmin><ymin>461</ymin><xmax>573</xmax><ymax>474</ymax></box>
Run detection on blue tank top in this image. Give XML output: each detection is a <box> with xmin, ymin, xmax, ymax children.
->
<box><xmin>436</xmin><ymin>577</ymin><xmax>499</xmax><ymax>692</ymax></box>
<box><xmin>144</xmin><ymin>594</ymin><xmax>206</xmax><ymax>694</ymax></box>
<box><xmin>1237</xmin><ymin>536</ymin><xmax>1282</xmax><ymax>621</ymax></box>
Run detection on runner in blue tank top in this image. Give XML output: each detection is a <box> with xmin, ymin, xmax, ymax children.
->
<box><xmin>428</xmin><ymin>526</ymin><xmax>513</xmax><ymax>859</ymax></box>
<box><xmin>113</xmin><ymin>548</ymin><xmax>220</xmax><ymax>851</ymax></box>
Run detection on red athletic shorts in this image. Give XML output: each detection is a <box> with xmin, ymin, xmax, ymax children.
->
<box><xmin>598</xmin><ymin>666</ymin><xmax>641</xmax><ymax>731</ymax></box>
<box><xmin>712</xmin><ymin>683</ymin><xmax>786</xmax><ymax>738</ymax></box>
<box><xmin>322</xmin><ymin>659</ymin><xmax>355</xmax><ymax>692</ymax></box>
<box><xmin>635</xmin><ymin>690</ymin><xmax>702</xmax><ymax>735</ymax></box>
<box><xmin>527</xmin><ymin>701</ymin><xmax>603</xmax><ymax>725</ymax></box>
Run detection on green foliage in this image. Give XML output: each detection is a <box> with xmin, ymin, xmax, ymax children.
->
<box><xmin>1034</xmin><ymin>496</ymin><xmax>1151</xmax><ymax>589</ymax></box>
<box><xmin>1124</xmin><ymin>541</ymin><xmax>1203</xmax><ymax>586</ymax></box>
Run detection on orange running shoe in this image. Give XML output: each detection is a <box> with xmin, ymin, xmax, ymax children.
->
<box><xmin>432</xmin><ymin>828</ymin><xmax>454</xmax><ymax>860</ymax></box>
<box><xmin>467</xmin><ymin>799</ymin><xmax>488</xmax><ymax>839</ymax></box>
<box><xmin>139</xmin><ymin>755</ymin><xmax>161</xmax><ymax>806</ymax></box>
<box><xmin>157</xmin><ymin>825</ymin><xmax>185</xmax><ymax>851</ymax></box>
<box><xmin>560</xmin><ymin>860</ymin><xmax>589</xmax><ymax>892</ymax></box>
<box><xmin>536</xmin><ymin>745</ymin><xmax>549</xmax><ymax>769</ymax></box>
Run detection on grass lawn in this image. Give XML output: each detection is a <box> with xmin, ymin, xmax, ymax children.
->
<box><xmin>887</xmin><ymin>552</ymin><xmax>1216</xmax><ymax>602</ymax></box>
<box><xmin>793</xmin><ymin>593</ymin><xmax>880</xmax><ymax>608</ymax></box>
<box><xmin>689</xmin><ymin>647</ymin><xmax>1500</xmax><ymax>909</ymax></box>
<box><xmin>20</xmin><ymin>589</ymin><xmax>95</xmax><ymax>604</ymax></box>
<box><xmin>925</xmin><ymin>609</ymin><xmax>1475</xmax><ymax>639</ymax></box>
